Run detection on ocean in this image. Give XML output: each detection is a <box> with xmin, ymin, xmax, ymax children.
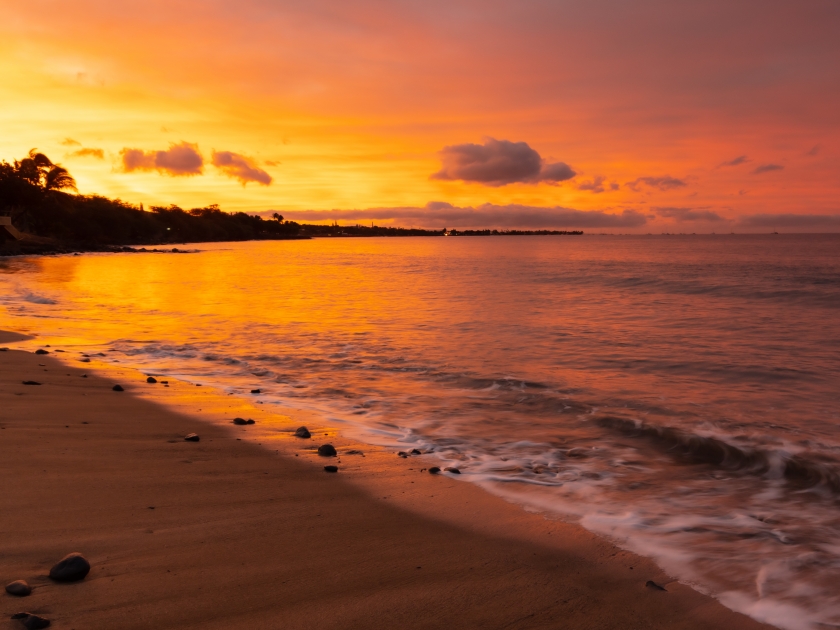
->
<box><xmin>2</xmin><ymin>234</ymin><xmax>839</xmax><ymax>629</ymax></box>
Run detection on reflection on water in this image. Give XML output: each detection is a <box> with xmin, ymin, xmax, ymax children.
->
<box><xmin>2</xmin><ymin>235</ymin><xmax>839</xmax><ymax>629</ymax></box>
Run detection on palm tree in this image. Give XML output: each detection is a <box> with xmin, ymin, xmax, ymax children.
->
<box><xmin>44</xmin><ymin>165</ymin><xmax>77</xmax><ymax>192</ymax></box>
<box><xmin>14</xmin><ymin>149</ymin><xmax>76</xmax><ymax>192</ymax></box>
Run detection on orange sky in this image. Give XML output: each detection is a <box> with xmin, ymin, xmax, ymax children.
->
<box><xmin>2</xmin><ymin>0</ymin><xmax>839</xmax><ymax>231</ymax></box>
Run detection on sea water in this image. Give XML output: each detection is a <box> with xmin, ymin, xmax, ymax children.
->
<box><xmin>2</xmin><ymin>235</ymin><xmax>839</xmax><ymax>629</ymax></box>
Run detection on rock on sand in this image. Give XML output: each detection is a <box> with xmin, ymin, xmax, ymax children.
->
<box><xmin>317</xmin><ymin>444</ymin><xmax>337</xmax><ymax>457</ymax></box>
<box><xmin>184</xmin><ymin>433</ymin><xmax>200</xmax><ymax>442</ymax></box>
<box><xmin>49</xmin><ymin>552</ymin><xmax>90</xmax><ymax>582</ymax></box>
<box><xmin>11</xmin><ymin>613</ymin><xmax>51</xmax><ymax>629</ymax></box>
<box><xmin>294</xmin><ymin>426</ymin><xmax>311</xmax><ymax>439</ymax></box>
<box><xmin>5</xmin><ymin>580</ymin><xmax>31</xmax><ymax>596</ymax></box>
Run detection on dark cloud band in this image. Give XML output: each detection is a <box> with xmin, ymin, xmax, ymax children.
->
<box><xmin>276</xmin><ymin>202</ymin><xmax>646</xmax><ymax>229</ymax></box>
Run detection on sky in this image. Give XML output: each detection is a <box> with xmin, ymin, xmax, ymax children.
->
<box><xmin>1</xmin><ymin>0</ymin><xmax>839</xmax><ymax>231</ymax></box>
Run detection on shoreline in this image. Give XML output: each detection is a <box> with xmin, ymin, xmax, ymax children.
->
<box><xmin>0</xmin><ymin>330</ymin><xmax>774</xmax><ymax>629</ymax></box>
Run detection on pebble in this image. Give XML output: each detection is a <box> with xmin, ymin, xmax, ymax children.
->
<box><xmin>410</xmin><ymin>448</ymin><xmax>422</xmax><ymax>455</ymax></box>
<box><xmin>324</xmin><ymin>465</ymin><xmax>339</xmax><ymax>473</ymax></box>
<box><xmin>34</xmin><ymin>349</ymin><xmax>49</xmax><ymax>355</ymax></box>
<box><xmin>112</xmin><ymin>384</ymin><xmax>124</xmax><ymax>391</ymax></box>
<box><xmin>232</xmin><ymin>417</ymin><xmax>252</xmax><ymax>425</ymax></box>
<box><xmin>22</xmin><ymin>381</ymin><xmax>41</xmax><ymax>386</ymax></box>
<box><xmin>11</xmin><ymin>613</ymin><xmax>51</xmax><ymax>629</ymax></box>
<box><xmin>294</xmin><ymin>426</ymin><xmax>311</xmax><ymax>439</ymax></box>
<box><xmin>429</xmin><ymin>467</ymin><xmax>441</xmax><ymax>474</ymax></box>
<box><xmin>146</xmin><ymin>376</ymin><xmax>157</xmax><ymax>383</ymax></box>
<box><xmin>398</xmin><ymin>451</ymin><xmax>408</xmax><ymax>458</ymax></box>
<box><xmin>317</xmin><ymin>444</ymin><xmax>337</xmax><ymax>457</ymax></box>
<box><xmin>250</xmin><ymin>389</ymin><xmax>261</xmax><ymax>394</ymax></box>
<box><xmin>5</xmin><ymin>580</ymin><xmax>31</xmax><ymax>597</ymax></box>
<box><xmin>79</xmin><ymin>358</ymin><xmax>90</xmax><ymax>363</ymax></box>
<box><xmin>49</xmin><ymin>552</ymin><xmax>90</xmax><ymax>582</ymax></box>
<box><xmin>444</xmin><ymin>467</ymin><xmax>461</xmax><ymax>474</ymax></box>
<box><xmin>184</xmin><ymin>433</ymin><xmax>200</xmax><ymax>442</ymax></box>
<box><xmin>645</xmin><ymin>580</ymin><xmax>667</xmax><ymax>591</ymax></box>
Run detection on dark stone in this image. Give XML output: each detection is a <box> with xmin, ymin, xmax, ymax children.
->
<box><xmin>294</xmin><ymin>426</ymin><xmax>311</xmax><ymax>439</ymax></box>
<box><xmin>54</xmin><ymin>349</ymin><xmax>65</xmax><ymax>353</ymax></box>
<box><xmin>232</xmin><ymin>417</ymin><xmax>248</xmax><ymax>425</ymax></box>
<box><xmin>35</xmin><ymin>349</ymin><xmax>49</xmax><ymax>355</ymax></box>
<box><xmin>444</xmin><ymin>467</ymin><xmax>461</xmax><ymax>474</ymax></box>
<box><xmin>324</xmin><ymin>465</ymin><xmax>339</xmax><ymax>473</ymax></box>
<box><xmin>49</xmin><ymin>552</ymin><xmax>90</xmax><ymax>582</ymax></box>
<box><xmin>5</xmin><ymin>581</ymin><xmax>31</xmax><ymax>596</ymax></box>
<box><xmin>22</xmin><ymin>381</ymin><xmax>41</xmax><ymax>386</ymax></box>
<box><xmin>398</xmin><ymin>451</ymin><xmax>408</xmax><ymax>458</ymax></box>
<box><xmin>146</xmin><ymin>376</ymin><xmax>157</xmax><ymax>383</ymax></box>
<box><xmin>184</xmin><ymin>433</ymin><xmax>200</xmax><ymax>442</ymax></box>
<box><xmin>645</xmin><ymin>580</ymin><xmax>667</xmax><ymax>591</ymax></box>
<box><xmin>19</xmin><ymin>614</ymin><xmax>50</xmax><ymax>629</ymax></box>
<box><xmin>112</xmin><ymin>384</ymin><xmax>124</xmax><ymax>391</ymax></box>
<box><xmin>344</xmin><ymin>449</ymin><xmax>364</xmax><ymax>455</ymax></box>
<box><xmin>80</xmin><ymin>358</ymin><xmax>90</xmax><ymax>363</ymax></box>
<box><xmin>250</xmin><ymin>389</ymin><xmax>261</xmax><ymax>394</ymax></box>
<box><xmin>429</xmin><ymin>467</ymin><xmax>441</xmax><ymax>474</ymax></box>
<box><xmin>317</xmin><ymin>444</ymin><xmax>337</xmax><ymax>457</ymax></box>
<box><xmin>160</xmin><ymin>380</ymin><xmax>169</xmax><ymax>384</ymax></box>
<box><xmin>410</xmin><ymin>448</ymin><xmax>422</xmax><ymax>455</ymax></box>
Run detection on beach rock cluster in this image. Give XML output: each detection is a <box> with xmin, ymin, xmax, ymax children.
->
<box><xmin>7</xmin><ymin>553</ymin><xmax>91</xmax><ymax>628</ymax></box>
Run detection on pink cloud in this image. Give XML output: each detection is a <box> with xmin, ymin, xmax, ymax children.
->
<box><xmin>120</xmin><ymin>142</ymin><xmax>203</xmax><ymax>176</ymax></box>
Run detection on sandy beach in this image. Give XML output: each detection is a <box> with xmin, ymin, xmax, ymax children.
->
<box><xmin>0</xmin><ymin>329</ymin><xmax>773</xmax><ymax>630</ymax></box>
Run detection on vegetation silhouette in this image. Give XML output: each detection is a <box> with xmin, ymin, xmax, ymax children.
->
<box><xmin>1</xmin><ymin>150</ymin><xmax>583</xmax><ymax>253</ymax></box>
<box><xmin>0</xmin><ymin>150</ymin><xmax>303</xmax><ymax>248</ymax></box>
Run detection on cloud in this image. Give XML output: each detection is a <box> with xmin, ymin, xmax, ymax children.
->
<box><xmin>719</xmin><ymin>155</ymin><xmax>749</xmax><ymax>167</ymax></box>
<box><xmin>211</xmin><ymin>151</ymin><xmax>272</xmax><ymax>186</ymax></box>
<box><xmin>431</xmin><ymin>137</ymin><xmax>575</xmax><ymax>186</ymax></box>
<box><xmin>68</xmin><ymin>147</ymin><xmax>104</xmax><ymax>159</ymax></box>
<box><xmin>60</xmin><ymin>138</ymin><xmax>80</xmax><ymax>146</ymax></box>
<box><xmin>120</xmin><ymin>142</ymin><xmax>204</xmax><ymax>176</ymax></box>
<box><xmin>655</xmin><ymin>206</ymin><xmax>725</xmax><ymax>222</ymax></box>
<box><xmin>275</xmin><ymin>202</ymin><xmax>647</xmax><ymax>229</ymax></box>
<box><xmin>737</xmin><ymin>213</ymin><xmax>840</xmax><ymax>230</ymax></box>
<box><xmin>752</xmin><ymin>163</ymin><xmax>784</xmax><ymax>174</ymax></box>
<box><xmin>577</xmin><ymin>176</ymin><xmax>619</xmax><ymax>193</ymax></box>
<box><xmin>626</xmin><ymin>176</ymin><xmax>687</xmax><ymax>191</ymax></box>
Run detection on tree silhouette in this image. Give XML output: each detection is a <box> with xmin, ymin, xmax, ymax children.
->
<box><xmin>44</xmin><ymin>165</ymin><xmax>77</xmax><ymax>192</ymax></box>
<box><xmin>13</xmin><ymin>149</ymin><xmax>76</xmax><ymax>192</ymax></box>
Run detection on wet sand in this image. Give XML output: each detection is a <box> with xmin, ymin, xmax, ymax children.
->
<box><xmin>0</xmin><ymin>330</ymin><xmax>774</xmax><ymax>629</ymax></box>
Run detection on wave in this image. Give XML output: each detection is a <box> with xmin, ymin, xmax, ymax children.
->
<box><xmin>596</xmin><ymin>416</ymin><xmax>840</xmax><ymax>494</ymax></box>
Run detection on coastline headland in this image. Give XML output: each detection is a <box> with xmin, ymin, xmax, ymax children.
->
<box><xmin>0</xmin><ymin>329</ymin><xmax>773</xmax><ymax>629</ymax></box>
